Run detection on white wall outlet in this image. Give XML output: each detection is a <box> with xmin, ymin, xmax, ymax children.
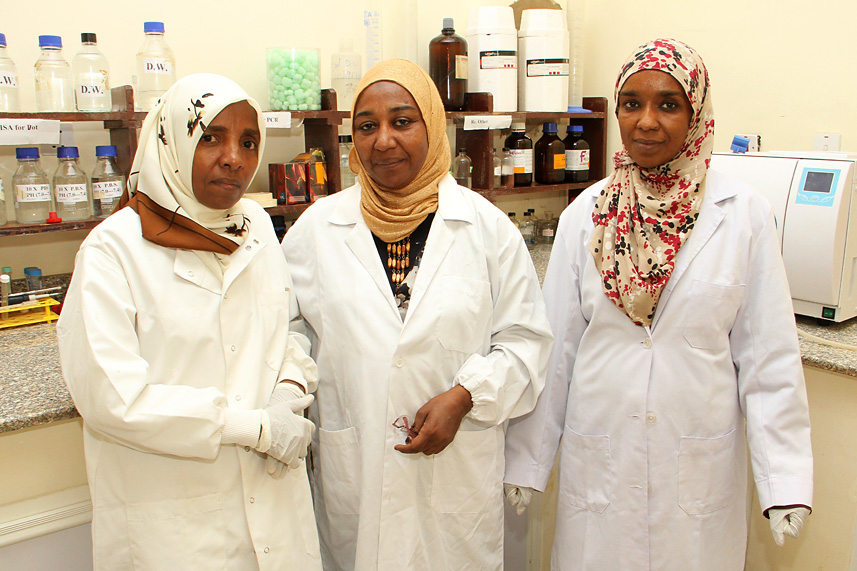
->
<box><xmin>814</xmin><ymin>133</ymin><xmax>841</xmax><ymax>151</ymax></box>
<box><xmin>735</xmin><ymin>134</ymin><xmax>761</xmax><ymax>152</ymax></box>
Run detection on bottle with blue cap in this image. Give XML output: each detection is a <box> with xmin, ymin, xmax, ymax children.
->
<box><xmin>34</xmin><ymin>35</ymin><xmax>74</xmax><ymax>111</ymax></box>
<box><xmin>91</xmin><ymin>145</ymin><xmax>125</xmax><ymax>218</ymax></box>
<box><xmin>535</xmin><ymin>121</ymin><xmax>566</xmax><ymax>184</ymax></box>
<box><xmin>0</xmin><ymin>33</ymin><xmax>20</xmax><ymax>112</ymax></box>
<box><xmin>54</xmin><ymin>146</ymin><xmax>91</xmax><ymax>221</ymax></box>
<box><xmin>13</xmin><ymin>147</ymin><xmax>52</xmax><ymax>223</ymax></box>
<box><xmin>135</xmin><ymin>21</ymin><xmax>176</xmax><ymax>112</ymax></box>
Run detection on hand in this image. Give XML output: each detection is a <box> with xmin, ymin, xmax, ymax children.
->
<box><xmin>258</xmin><ymin>394</ymin><xmax>315</xmax><ymax>469</ymax></box>
<box><xmin>769</xmin><ymin>506</ymin><xmax>810</xmax><ymax>546</ymax></box>
<box><xmin>394</xmin><ymin>385</ymin><xmax>473</xmax><ymax>455</ymax></box>
<box><xmin>266</xmin><ymin>454</ymin><xmax>295</xmax><ymax>479</ymax></box>
<box><xmin>504</xmin><ymin>483</ymin><xmax>534</xmax><ymax>515</ymax></box>
<box><xmin>268</xmin><ymin>380</ymin><xmax>307</xmax><ymax>408</ymax></box>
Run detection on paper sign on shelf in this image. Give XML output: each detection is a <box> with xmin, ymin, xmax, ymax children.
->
<box><xmin>0</xmin><ymin>119</ymin><xmax>61</xmax><ymax>145</ymax></box>
<box><xmin>463</xmin><ymin>115</ymin><xmax>513</xmax><ymax>131</ymax></box>
<box><xmin>263</xmin><ymin>112</ymin><xmax>294</xmax><ymax>128</ymax></box>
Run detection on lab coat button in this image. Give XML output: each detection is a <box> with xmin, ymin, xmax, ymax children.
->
<box><xmin>249</xmin><ymin>496</ymin><xmax>255</xmax><ymax>503</ymax></box>
<box><xmin>245</xmin><ymin>245</ymin><xmax>252</xmax><ymax>251</ymax></box>
<box><xmin>642</xmin><ymin>338</ymin><xmax>652</xmax><ymax>349</ymax></box>
<box><xmin>646</xmin><ymin>413</ymin><xmax>656</xmax><ymax>424</ymax></box>
<box><xmin>187</xmin><ymin>270</ymin><xmax>194</xmax><ymax>277</ymax></box>
<box><xmin>244</xmin><ymin>446</ymin><xmax>251</xmax><ymax>452</ymax></box>
<box><xmin>396</xmin><ymin>357</ymin><xmax>404</xmax><ymax>367</ymax></box>
<box><xmin>231</xmin><ymin>345</ymin><xmax>237</xmax><ymax>352</ymax></box>
<box><xmin>235</xmin><ymin>394</ymin><xmax>242</xmax><ymax>401</ymax></box>
<box><xmin>264</xmin><ymin>547</ymin><xmax>270</xmax><ymax>554</ymax></box>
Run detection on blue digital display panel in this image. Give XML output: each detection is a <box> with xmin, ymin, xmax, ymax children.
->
<box><xmin>796</xmin><ymin>167</ymin><xmax>840</xmax><ymax>207</ymax></box>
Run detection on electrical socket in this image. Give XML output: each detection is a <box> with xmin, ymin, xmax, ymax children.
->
<box><xmin>814</xmin><ymin>133</ymin><xmax>841</xmax><ymax>152</ymax></box>
<box><xmin>735</xmin><ymin>134</ymin><xmax>761</xmax><ymax>152</ymax></box>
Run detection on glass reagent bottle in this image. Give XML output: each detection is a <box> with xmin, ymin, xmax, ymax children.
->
<box><xmin>13</xmin><ymin>147</ymin><xmax>52</xmax><ymax>224</ymax></box>
<box><xmin>54</xmin><ymin>146</ymin><xmax>91</xmax><ymax>221</ymax></box>
<box><xmin>135</xmin><ymin>21</ymin><xmax>176</xmax><ymax>112</ymax></box>
<box><xmin>91</xmin><ymin>145</ymin><xmax>125</xmax><ymax>218</ymax></box>
<box><xmin>73</xmin><ymin>33</ymin><xmax>111</xmax><ymax>111</ymax></box>
<box><xmin>34</xmin><ymin>35</ymin><xmax>74</xmax><ymax>111</ymax></box>
<box><xmin>0</xmin><ymin>33</ymin><xmax>20</xmax><ymax>112</ymax></box>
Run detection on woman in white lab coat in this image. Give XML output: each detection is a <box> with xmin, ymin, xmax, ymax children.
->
<box><xmin>282</xmin><ymin>59</ymin><xmax>552</xmax><ymax>570</ymax></box>
<box><xmin>58</xmin><ymin>74</ymin><xmax>321</xmax><ymax>570</ymax></box>
<box><xmin>504</xmin><ymin>39</ymin><xmax>814</xmax><ymax>570</ymax></box>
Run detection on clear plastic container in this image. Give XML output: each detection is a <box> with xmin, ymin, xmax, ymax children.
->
<box><xmin>24</xmin><ymin>267</ymin><xmax>42</xmax><ymax>291</ymax></box>
<box><xmin>505</xmin><ymin>122</ymin><xmax>533</xmax><ymax>186</ymax></box>
<box><xmin>135</xmin><ymin>22</ymin><xmax>175</xmax><ymax>112</ymax></box>
<box><xmin>73</xmin><ymin>33</ymin><xmax>111</xmax><ymax>111</ymax></box>
<box><xmin>13</xmin><ymin>147</ymin><xmax>52</xmax><ymax>224</ymax></box>
<box><xmin>338</xmin><ymin>135</ymin><xmax>357</xmax><ymax>189</ymax></box>
<box><xmin>538</xmin><ymin>210</ymin><xmax>558</xmax><ymax>244</ymax></box>
<box><xmin>34</xmin><ymin>35</ymin><xmax>74</xmax><ymax>112</ymax></box>
<box><xmin>91</xmin><ymin>145</ymin><xmax>125</xmax><ymax>218</ymax></box>
<box><xmin>268</xmin><ymin>47</ymin><xmax>321</xmax><ymax>111</ymax></box>
<box><xmin>0</xmin><ymin>33</ymin><xmax>20</xmax><ymax>112</ymax></box>
<box><xmin>331</xmin><ymin>39</ymin><xmax>362</xmax><ymax>111</ymax></box>
<box><xmin>452</xmin><ymin>148</ymin><xmax>472</xmax><ymax>188</ymax></box>
<box><xmin>429</xmin><ymin>17</ymin><xmax>468</xmax><ymax>111</ymax></box>
<box><xmin>54</xmin><ymin>146</ymin><xmax>91</xmax><ymax>221</ymax></box>
<box><xmin>564</xmin><ymin>124</ymin><xmax>590</xmax><ymax>183</ymax></box>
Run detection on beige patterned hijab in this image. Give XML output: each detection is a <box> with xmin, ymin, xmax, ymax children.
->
<box><xmin>350</xmin><ymin>59</ymin><xmax>451</xmax><ymax>242</ymax></box>
<box><xmin>590</xmin><ymin>39</ymin><xmax>714</xmax><ymax>326</ymax></box>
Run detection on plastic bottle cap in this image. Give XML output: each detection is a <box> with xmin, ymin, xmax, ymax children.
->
<box><xmin>16</xmin><ymin>147</ymin><xmax>40</xmax><ymax>160</ymax></box>
<box><xmin>338</xmin><ymin>135</ymin><xmax>352</xmax><ymax>143</ymax></box>
<box><xmin>0</xmin><ymin>33</ymin><xmax>6</xmax><ymax>47</ymax></box>
<box><xmin>46</xmin><ymin>212</ymin><xmax>62</xmax><ymax>224</ymax></box>
<box><xmin>508</xmin><ymin>212</ymin><xmax>515</xmax><ymax>216</ymax></box>
<box><xmin>568</xmin><ymin>125</ymin><xmax>583</xmax><ymax>133</ymax></box>
<box><xmin>443</xmin><ymin>17</ymin><xmax>455</xmax><ymax>30</ymax></box>
<box><xmin>144</xmin><ymin>21</ymin><xmax>165</xmax><ymax>34</ymax></box>
<box><xmin>95</xmin><ymin>145</ymin><xmax>118</xmax><ymax>157</ymax></box>
<box><xmin>511</xmin><ymin>122</ymin><xmax>526</xmax><ymax>131</ymax></box>
<box><xmin>38</xmin><ymin>35</ymin><xmax>63</xmax><ymax>48</ymax></box>
<box><xmin>457</xmin><ymin>148</ymin><xmax>467</xmax><ymax>154</ymax></box>
<box><xmin>57</xmin><ymin>146</ymin><xmax>80</xmax><ymax>159</ymax></box>
<box><xmin>81</xmin><ymin>33</ymin><xmax>97</xmax><ymax>44</ymax></box>
<box><xmin>1</xmin><ymin>267</ymin><xmax>10</xmax><ymax>275</ymax></box>
<box><xmin>24</xmin><ymin>267</ymin><xmax>43</xmax><ymax>276</ymax></box>
<box><xmin>543</xmin><ymin>122</ymin><xmax>558</xmax><ymax>133</ymax></box>
<box><xmin>502</xmin><ymin>147</ymin><xmax>510</xmax><ymax>152</ymax></box>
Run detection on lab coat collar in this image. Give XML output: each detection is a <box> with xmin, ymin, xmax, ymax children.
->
<box><xmin>173</xmin><ymin>227</ymin><xmax>267</xmax><ymax>295</ymax></box>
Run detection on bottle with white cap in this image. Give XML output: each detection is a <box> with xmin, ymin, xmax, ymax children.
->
<box><xmin>0</xmin><ymin>33</ymin><xmax>20</xmax><ymax>112</ymax></box>
<box><xmin>73</xmin><ymin>33</ymin><xmax>111</xmax><ymax>111</ymax></box>
<box><xmin>135</xmin><ymin>21</ymin><xmax>176</xmax><ymax>112</ymax></box>
<box><xmin>54</xmin><ymin>146</ymin><xmax>91</xmax><ymax>221</ymax></box>
<box><xmin>429</xmin><ymin>17</ymin><xmax>468</xmax><ymax>111</ymax></box>
<box><xmin>34</xmin><ymin>35</ymin><xmax>74</xmax><ymax>111</ymax></box>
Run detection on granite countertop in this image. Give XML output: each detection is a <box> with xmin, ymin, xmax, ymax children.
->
<box><xmin>3</xmin><ymin>243</ymin><xmax>857</xmax><ymax>435</ymax></box>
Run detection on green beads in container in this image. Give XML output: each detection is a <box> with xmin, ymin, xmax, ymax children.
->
<box><xmin>267</xmin><ymin>47</ymin><xmax>322</xmax><ymax>111</ymax></box>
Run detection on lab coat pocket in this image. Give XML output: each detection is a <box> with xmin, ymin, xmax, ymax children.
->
<box><xmin>436</xmin><ymin>276</ymin><xmax>493</xmax><ymax>354</ymax></box>
<box><xmin>431</xmin><ymin>428</ymin><xmax>502</xmax><ymax>514</ymax></box>
<box><xmin>682</xmin><ymin>280</ymin><xmax>746</xmax><ymax>350</ymax></box>
<box><xmin>261</xmin><ymin>289</ymin><xmax>291</xmax><ymax>371</ymax></box>
<box><xmin>678</xmin><ymin>429</ymin><xmax>739</xmax><ymax>515</ymax></box>
<box><xmin>126</xmin><ymin>494</ymin><xmax>226</xmax><ymax>569</ymax></box>
<box><xmin>318</xmin><ymin>426</ymin><xmax>361</xmax><ymax>515</ymax></box>
<box><xmin>559</xmin><ymin>428</ymin><xmax>613</xmax><ymax>513</ymax></box>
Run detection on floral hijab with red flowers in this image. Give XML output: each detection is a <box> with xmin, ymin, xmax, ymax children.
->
<box><xmin>589</xmin><ymin>38</ymin><xmax>714</xmax><ymax>326</ymax></box>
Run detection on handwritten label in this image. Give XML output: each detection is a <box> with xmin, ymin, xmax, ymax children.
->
<box><xmin>263</xmin><ymin>112</ymin><xmax>293</xmax><ymax>128</ymax></box>
<box><xmin>0</xmin><ymin>119</ymin><xmax>61</xmax><ymax>145</ymax></box>
<box><xmin>463</xmin><ymin>115</ymin><xmax>513</xmax><ymax>131</ymax></box>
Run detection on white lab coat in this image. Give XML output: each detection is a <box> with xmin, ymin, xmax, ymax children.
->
<box><xmin>282</xmin><ymin>174</ymin><xmax>553</xmax><ymax>570</ymax></box>
<box><xmin>57</xmin><ymin>200</ymin><xmax>321</xmax><ymax>570</ymax></box>
<box><xmin>504</xmin><ymin>169</ymin><xmax>813</xmax><ymax>570</ymax></box>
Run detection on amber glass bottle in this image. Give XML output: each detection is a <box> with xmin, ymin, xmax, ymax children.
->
<box><xmin>504</xmin><ymin>122</ymin><xmax>533</xmax><ymax>186</ymax></box>
<box><xmin>429</xmin><ymin>18</ymin><xmax>468</xmax><ymax>111</ymax></box>
<box><xmin>534</xmin><ymin>122</ymin><xmax>566</xmax><ymax>184</ymax></box>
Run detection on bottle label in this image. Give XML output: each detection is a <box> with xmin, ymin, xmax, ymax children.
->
<box><xmin>57</xmin><ymin>183</ymin><xmax>88</xmax><ymax>203</ymax></box>
<box><xmin>542</xmin><ymin>228</ymin><xmax>555</xmax><ymax>237</ymax></box>
<box><xmin>331</xmin><ymin>56</ymin><xmax>362</xmax><ymax>79</ymax></box>
<box><xmin>553</xmin><ymin>153</ymin><xmax>566</xmax><ymax>170</ymax></box>
<box><xmin>509</xmin><ymin>149</ymin><xmax>533</xmax><ymax>174</ymax></box>
<box><xmin>455</xmin><ymin>55</ymin><xmax>469</xmax><ymax>79</ymax></box>
<box><xmin>92</xmin><ymin>180</ymin><xmax>123</xmax><ymax>199</ymax></box>
<box><xmin>142</xmin><ymin>57</ymin><xmax>173</xmax><ymax>75</ymax></box>
<box><xmin>526</xmin><ymin>58</ymin><xmax>570</xmax><ymax>78</ymax></box>
<box><xmin>479</xmin><ymin>50</ymin><xmax>517</xmax><ymax>70</ymax></box>
<box><xmin>494</xmin><ymin>165</ymin><xmax>501</xmax><ymax>177</ymax></box>
<box><xmin>16</xmin><ymin>184</ymin><xmax>51</xmax><ymax>203</ymax></box>
<box><xmin>0</xmin><ymin>70</ymin><xmax>18</xmax><ymax>88</ymax></box>
<box><xmin>566</xmin><ymin>149</ymin><xmax>591</xmax><ymax>171</ymax></box>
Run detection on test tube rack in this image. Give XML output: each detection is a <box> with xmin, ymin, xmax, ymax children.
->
<box><xmin>0</xmin><ymin>298</ymin><xmax>60</xmax><ymax>330</ymax></box>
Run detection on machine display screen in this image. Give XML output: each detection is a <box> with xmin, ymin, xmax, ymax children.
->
<box><xmin>803</xmin><ymin>171</ymin><xmax>835</xmax><ymax>193</ymax></box>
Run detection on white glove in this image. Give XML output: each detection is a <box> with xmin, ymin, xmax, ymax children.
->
<box><xmin>264</xmin><ymin>383</ymin><xmax>313</xmax><ymax>478</ymax></box>
<box><xmin>504</xmin><ymin>483</ymin><xmax>534</xmax><ymax>515</ymax></box>
<box><xmin>258</xmin><ymin>394</ymin><xmax>315</xmax><ymax>470</ymax></box>
<box><xmin>769</xmin><ymin>507</ymin><xmax>810</xmax><ymax>546</ymax></box>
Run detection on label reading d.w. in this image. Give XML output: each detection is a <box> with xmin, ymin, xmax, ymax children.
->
<box><xmin>142</xmin><ymin>58</ymin><xmax>173</xmax><ymax>75</ymax></box>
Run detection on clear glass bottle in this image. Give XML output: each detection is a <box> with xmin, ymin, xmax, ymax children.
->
<box><xmin>520</xmin><ymin>211</ymin><xmax>536</xmax><ymax>246</ymax></box>
<box><xmin>54</xmin><ymin>146</ymin><xmax>91</xmax><ymax>221</ymax></box>
<box><xmin>0</xmin><ymin>33</ymin><xmax>20</xmax><ymax>112</ymax></box>
<box><xmin>535</xmin><ymin>122</ymin><xmax>566</xmax><ymax>184</ymax></box>
<box><xmin>13</xmin><ymin>147</ymin><xmax>52</xmax><ymax>224</ymax></box>
<box><xmin>492</xmin><ymin>147</ymin><xmax>502</xmax><ymax>189</ymax></box>
<box><xmin>539</xmin><ymin>210</ymin><xmax>558</xmax><ymax>244</ymax></box>
<box><xmin>73</xmin><ymin>33</ymin><xmax>111</xmax><ymax>111</ymax></box>
<box><xmin>452</xmin><ymin>148</ymin><xmax>472</xmax><ymax>188</ymax></box>
<box><xmin>429</xmin><ymin>17</ymin><xmax>468</xmax><ymax>111</ymax></box>
<box><xmin>0</xmin><ymin>176</ymin><xmax>6</xmax><ymax>225</ymax></box>
<box><xmin>504</xmin><ymin>122</ymin><xmax>533</xmax><ymax>187</ymax></box>
<box><xmin>338</xmin><ymin>135</ymin><xmax>357</xmax><ymax>189</ymax></box>
<box><xmin>564</xmin><ymin>124</ymin><xmax>590</xmax><ymax>183</ymax></box>
<box><xmin>91</xmin><ymin>145</ymin><xmax>125</xmax><ymax>218</ymax></box>
<box><xmin>501</xmin><ymin>147</ymin><xmax>515</xmax><ymax>188</ymax></box>
<box><xmin>34</xmin><ymin>35</ymin><xmax>74</xmax><ymax>112</ymax></box>
<box><xmin>331</xmin><ymin>39</ymin><xmax>362</xmax><ymax>112</ymax></box>
<box><xmin>507</xmin><ymin>211</ymin><xmax>519</xmax><ymax>229</ymax></box>
<box><xmin>135</xmin><ymin>21</ymin><xmax>176</xmax><ymax>112</ymax></box>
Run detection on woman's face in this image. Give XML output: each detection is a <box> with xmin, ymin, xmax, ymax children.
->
<box><xmin>353</xmin><ymin>81</ymin><xmax>429</xmax><ymax>190</ymax></box>
<box><xmin>191</xmin><ymin>100</ymin><xmax>261</xmax><ymax>210</ymax></box>
<box><xmin>617</xmin><ymin>70</ymin><xmax>693</xmax><ymax>169</ymax></box>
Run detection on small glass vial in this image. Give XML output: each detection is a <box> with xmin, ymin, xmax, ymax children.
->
<box><xmin>135</xmin><ymin>22</ymin><xmax>176</xmax><ymax>112</ymax></box>
<box><xmin>535</xmin><ymin>122</ymin><xmax>566</xmax><ymax>184</ymax></box>
<box><xmin>24</xmin><ymin>267</ymin><xmax>43</xmax><ymax>291</ymax></box>
<box><xmin>13</xmin><ymin>147</ymin><xmax>52</xmax><ymax>224</ymax></box>
<box><xmin>507</xmin><ymin>211</ymin><xmax>519</xmax><ymax>229</ymax></box>
<box><xmin>331</xmin><ymin>39</ymin><xmax>362</xmax><ymax>111</ymax></box>
<box><xmin>539</xmin><ymin>210</ymin><xmax>558</xmax><ymax>245</ymax></box>
<box><xmin>0</xmin><ymin>33</ymin><xmax>20</xmax><ymax>112</ymax></box>
<box><xmin>500</xmin><ymin>147</ymin><xmax>515</xmax><ymax>188</ymax></box>
<box><xmin>452</xmin><ymin>148</ymin><xmax>472</xmax><ymax>188</ymax></box>
<box><xmin>564</xmin><ymin>124</ymin><xmax>590</xmax><ymax>183</ymax></box>
<box><xmin>34</xmin><ymin>35</ymin><xmax>74</xmax><ymax>112</ymax></box>
<box><xmin>54</xmin><ymin>146</ymin><xmax>91</xmax><ymax>221</ymax></box>
<box><xmin>504</xmin><ymin>122</ymin><xmax>533</xmax><ymax>186</ymax></box>
<box><xmin>73</xmin><ymin>33</ymin><xmax>111</xmax><ymax>111</ymax></box>
<box><xmin>520</xmin><ymin>211</ymin><xmax>536</xmax><ymax>246</ymax></box>
<box><xmin>338</xmin><ymin>135</ymin><xmax>357</xmax><ymax>189</ymax></box>
<box><xmin>91</xmin><ymin>145</ymin><xmax>125</xmax><ymax>218</ymax></box>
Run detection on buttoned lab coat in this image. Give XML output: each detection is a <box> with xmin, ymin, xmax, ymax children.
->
<box><xmin>282</xmin><ymin>174</ymin><xmax>553</xmax><ymax>570</ymax></box>
<box><xmin>57</xmin><ymin>200</ymin><xmax>320</xmax><ymax>570</ymax></box>
<box><xmin>504</xmin><ymin>170</ymin><xmax>813</xmax><ymax>570</ymax></box>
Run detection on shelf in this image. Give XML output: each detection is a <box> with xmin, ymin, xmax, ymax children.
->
<box><xmin>0</xmin><ymin>217</ymin><xmax>103</xmax><ymax>237</ymax></box>
<box><xmin>264</xmin><ymin>204</ymin><xmax>314</xmax><ymax>217</ymax></box>
<box><xmin>477</xmin><ymin>181</ymin><xmax>592</xmax><ymax>201</ymax></box>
